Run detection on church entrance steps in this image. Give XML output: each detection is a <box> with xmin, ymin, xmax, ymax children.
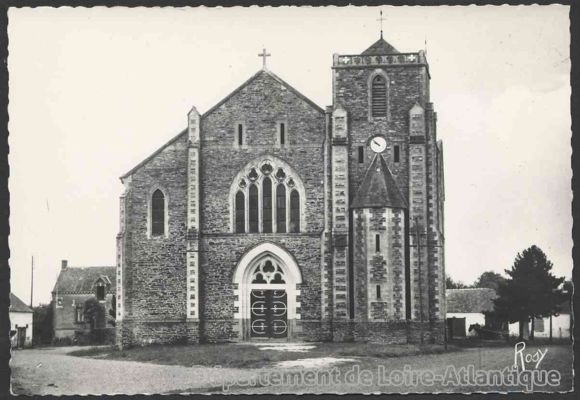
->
<box><xmin>240</xmin><ymin>342</ymin><xmax>317</xmax><ymax>353</ymax></box>
<box><xmin>274</xmin><ymin>357</ymin><xmax>358</xmax><ymax>369</ymax></box>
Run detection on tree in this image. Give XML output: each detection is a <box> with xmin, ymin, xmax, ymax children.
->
<box><xmin>84</xmin><ymin>298</ymin><xmax>105</xmax><ymax>330</ymax></box>
<box><xmin>446</xmin><ymin>276</ymin><xmax>469</xmax><ymax>289</ymax></box>
<box><xmin>32</xmin><ymin>302</ymin><xmax>53</xmax><ymax>345</ymax></box>
<box><xmin>108</xmin><ymin>295</ymin><xmax>116</xmax><ymax>327</ymax></box>
<box><xmin>473</xmin><ymin>271</ymin><xmax>506</xmax><ymax>292</ymax></box>
<box><xmin>492</xmin><ymin>245</ymin><xmax>566</xmax><ymax>340</ymax></box>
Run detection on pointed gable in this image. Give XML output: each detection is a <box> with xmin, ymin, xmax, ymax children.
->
<box><xmin>10</xmin><ymin>293</ymin><xmax>32</xmax><ymax>313</ymax></box>
<box><xmin>203</xmin><ymin>69</ymin><xmax>324</xmax><ymax>117</ymax></box>
<box><xmin>351</xmin><ymin>154</ymin><xmax>407</xmax><ymax>209</ymax></box>
<box><xmin>362</xmin><ymin>37</ymin><xmax>400</xmax><ymax>55</ymax></box>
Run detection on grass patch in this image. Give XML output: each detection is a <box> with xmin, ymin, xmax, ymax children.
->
<box><xmin>70</xmin><ymin>341</ymin><xmax>453</xmax><ymax>369</ymax></box>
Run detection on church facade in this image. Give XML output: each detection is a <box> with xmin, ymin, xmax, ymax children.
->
<box><xmin>115</xmin><ymin>37</ymin><xmax>445</xmax><ymax>347</ymax></box>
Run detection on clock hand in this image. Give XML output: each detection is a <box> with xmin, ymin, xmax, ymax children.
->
<box><xmin>373</xmin><ymin>140</ymin><xmax>379</xmax><ymax>146</ymax></box>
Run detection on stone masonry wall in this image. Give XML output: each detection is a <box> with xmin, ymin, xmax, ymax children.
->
<box><xmin>199</xmin><ymin>71</ymin><xmax>326</xmax><ymax>342</ymax></box>
<box><xmin>333</xmin><ymin>64</ymin><xmax>429</xmax><ymax>205</ymax></box>
<box><xmin>124</xmin><ymin>134</ymin><xmax>189</xmax><ymax>329</ymax></box>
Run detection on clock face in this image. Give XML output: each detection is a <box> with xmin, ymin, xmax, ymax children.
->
<box><xmin>370</xmin><ymin>136</ymin><xmax>387</xmax><ymax>153</ymax></box>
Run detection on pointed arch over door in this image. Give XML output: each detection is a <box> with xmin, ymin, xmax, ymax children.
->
<box><xmin>233</xmin><ymin>242</ymin><xmax>302</xmax><ymax>340</ymax></box>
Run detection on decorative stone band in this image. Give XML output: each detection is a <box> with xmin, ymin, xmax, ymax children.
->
<box><xmin>333</xmin><ymin>53</ymin><xmax>422</xmax><ymax>68</ymax></box>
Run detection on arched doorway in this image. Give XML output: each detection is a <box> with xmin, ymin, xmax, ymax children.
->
<box><xmin>233</xmin><ymin>242</ymin><xmax>302</xmax><ymax>340</ymax></box>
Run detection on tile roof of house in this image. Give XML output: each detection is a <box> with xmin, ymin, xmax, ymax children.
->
<box><xmin>351</xmin><ymin>154</ymin><xmax>407</xmax><ymax>209</ymax></box>
<box><xmin>362</xmin><ymin>37</ymin><xmax>400</xmax><ymax>55</ymax></box>
<box><xmin>446</xmin><ymin>288</ymin><xmax>497</xmax><ymax>314</ymax></box>
<box><xmin>10</xmin><ymin>293</ymin><xmax>32</xmax><ymax>313</ymax></box>
<box><xmin>52</xmin><ymin>266</ymin><xmax>116</xmax><ymax>294</ymax></box>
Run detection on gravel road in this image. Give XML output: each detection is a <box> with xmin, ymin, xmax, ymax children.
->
<box><xmin>10</xmin><ymin>346</ymin><xmax>261</xmax><ymax>395</ymax></box>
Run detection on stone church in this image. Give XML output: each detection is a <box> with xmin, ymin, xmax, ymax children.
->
<box><xmin>115</xmin><ymin>35</ymin><xmax>445</xmax><ymax>347</ymax></box>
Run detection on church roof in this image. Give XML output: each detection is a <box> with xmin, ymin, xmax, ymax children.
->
<box><xmin>10</xmin><ymin>293</ymin><xmax>32</xmax><ymax>313</ymax></box>
<box><xmin>362</xmin><ymin>37</ymin><xmax>400</xmax><ymax>55</ymax></box>
<box><xmin>351</xmin><ymin>154</ymin><xmax>407</xmax><ymax>209</ymax></box>
<box><xmin>120</xmin><ymin>69</ymin><xmax>323</xmax><ymax>180</ymax></box>
<box><xmin>446</xmin><ymin>288</ymin><xmax>497</xmax><ymax>314</ymax></box>
<box><xmin>53</xmin><ymin>266</ymin><xmax>116</xmax><ymax>294</ymax></box>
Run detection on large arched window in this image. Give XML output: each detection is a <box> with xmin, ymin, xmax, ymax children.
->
<box><xmin>151</xmin><ymin>189</ymin><xmax>165</xmax><ymax>237</ymax></box>
<box><xmin>230</xmin><ymin>158</ymin><xmax>305</xmax><ymax>234</ymax></box>
<box><xmin>371</xmin><ymin>74</ymin><xmax>387</xmax><ymax>118</ymax></box>
<box><xmin>290</xmin><ymin>190</ymin><xmax>300</xmax><ymax>233</ymax></box>
<box><xmin>235</xmin><ymin>191</ymin><xmax>245</xmax><ymax>233</ymax></box>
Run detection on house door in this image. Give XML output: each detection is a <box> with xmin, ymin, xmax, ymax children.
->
<box><xmin>250</xmin><ymin>289</ymin><xmax>288</xmax><ymax>338</ymax></box>
<box><xmin>448</xmin><ymin>317</ymin><xmax>466</xmax><ymax>338</ymax></box>
<box><xmin>17</xmin><ymin>327</ymin><xmax>26</xmax><ymax>348</ymax></box>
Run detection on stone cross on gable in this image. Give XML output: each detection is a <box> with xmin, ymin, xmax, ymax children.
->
<box><xmin>258</xmin><ymin>48</ymin><xmax>271</xmax><ymax>70</ymax></box>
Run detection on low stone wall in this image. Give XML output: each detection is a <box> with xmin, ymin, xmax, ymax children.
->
<box><xmin>117</xmin><ymin>318</ymin><xmax>445</xmax><ymax>347</ymax></box>
<box><xmin>117</xmin><ymin>320</ymin><xmax>191</xmax><ymax>348</ymax></box>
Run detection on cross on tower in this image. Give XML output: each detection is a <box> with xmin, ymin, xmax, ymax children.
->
<box><xmin>377</xmin><ymin>10</ymin><xmax>386</xmax><ymax>39</ymax></box>
<box><xmin>258</xmin><ymin>48</ymin><xmax>271</xmax><ymax>70</ymax></box>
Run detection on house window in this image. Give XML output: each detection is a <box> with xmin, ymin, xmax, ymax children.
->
<box><xmin>237</xmin><ymin>123</ymin><xmax>244</xmax><ymax>147</ymax></box>
<box><xmin>394</xmin><ymin>145</ymin><xmax>400</xmax><ymax>163</ymax></box>
<box><xmin>96</xmin><ymin>284</ymin><xmax>105</xmax><ymax>301</ymax></box>
<box><xmin>358</xmin><ymin>146</ymin><xmax>364</xmax><ymax>163</ymax></box>
<box><xmin>56</xmin><ymin>297</ymin><xmax>63</xmax><ymax>307</ymax></box>
<box><xmin>376</xmin><ymin>285</ymin><xmax>381</xmax><ymax>299</ymax></box>
<box><xmin>375</xmin><ymin>234</ymin><xmax>380</xmax><ymax>252</ymax></box>
<box><xmin>289</xmin><ymin>190</ymin><xmax>300</xmax><ymax>233</ymax></box>
<box><xmin>235</xmin><ymin>191</ymin><xmax>245</xmax><ymax>233</ymax></box>
<box><xmin>534</xmin><ymin>318</ymin><xmax>545</xmax><ymax>333</ymax></box>
<box><xmin>232</xmin><ymin>160</ymin><xmax>304</xmax><ymax>234</ymax></box>
<box><xmin>75</xmin><ymin>305</ymin><xmax>84</xmax><ymax>323</ymax></box>
<box><xmin>371</xmin><ymin>75</ymin><xmax>388</xmax><ymax>118</ymax></box>
<box><xmin>151</xmin><ymin>189</ymin><xmax>165</xmax><ymax>237</ymax></box>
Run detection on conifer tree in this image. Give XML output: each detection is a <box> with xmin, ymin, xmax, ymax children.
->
<box><xmin>492</xmin><ymin>245</ymin><xmax>566</xmax><ymax>340</ymax></box>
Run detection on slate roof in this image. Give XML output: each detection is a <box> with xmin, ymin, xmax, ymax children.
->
<box><xmin>351</xmin><ymin>154</ymin><xmax>407</xmax><ymax>209</ymax></box>
<box><xmin>10</xmin><ymin>293</ymin><xmax>32</xmax><ymax>313</ymax></box>
<box><xmin>120</xmin><ymin>69</ymin><xmax>324</xmax><ymax>180</ymax></box>
<box><xmin>52</xmin><ymin>266</ymin><xmax>116</xmax><ymax>294</ymax></box>
<box><xmin>446</xmin><ymin>288</ymin><xmax>497</xmax><ymax>314</ymax></box>
<box><xmin>362</xmin><ymin>37</ymin><xmax>400</xmax><ymax>55</ymax></box>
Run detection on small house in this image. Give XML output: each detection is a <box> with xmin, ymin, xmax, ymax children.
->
<box><xmin>52</xmin><ymin>260</ymin><xmax>116</xmax><ymax>343</ymax></box>
<box><xmin>10</xmin><ymin>292</ymin><xmax>33</xmax><ymax>348</ymax></box>
<box><xmin>446</xmin><ymin>288</ymin><xmax>497</xmax><ymax>338</ymax></box>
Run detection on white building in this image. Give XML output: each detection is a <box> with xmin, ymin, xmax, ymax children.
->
<box><xmin>446</xmin><ymin>288</ymin><xmax>497</xmax><ymax>338</ymax></box>
<box><xmin>508</xmin><ymin>300</ymin><xmax>572</xmax><ymax>340</ymax></box>
<box><xmin>10</xmin><ymin>293</ymin><xmax>33</xmax><ymax>348</ymax></box>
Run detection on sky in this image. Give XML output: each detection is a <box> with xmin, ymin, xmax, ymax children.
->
<box><xmin>7</xmin><ymin>5</ymin><xmax>571</xmax><ymax>306</ymax></box>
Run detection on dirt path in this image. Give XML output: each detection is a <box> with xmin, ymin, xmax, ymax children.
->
<box><xmin>227</xmin><ymin>345</ymin><xmax>574</xmax><ymax>394</ymax></box>
<box><xmin>10</xmin><ymin>346</ymin><xmax>261</xmax><ymax>395</ymax></box>
<box><xmin>10</xmin><ymin>344</ymin><xmax>573</xmax><ymax>394</ymax></box>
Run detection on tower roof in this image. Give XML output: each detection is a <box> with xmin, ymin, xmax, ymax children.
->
<box><xmin>351</xmin><ymin>154</ymin><xmax>407</xmax><ymax>209</ymax></box>
<box><xmin>362</xmin><ymin>37</ymin><xmax>400</xmax><ymax>55</ymax></box>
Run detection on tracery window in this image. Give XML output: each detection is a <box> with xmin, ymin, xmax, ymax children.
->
<box><xmin>235</xmin><ymin>191</ymin><xmax>245</xmax><ymax>233</ymax></box>
<box><xmin>251</xmin><ymin>259</ymin><xmax>286</xmax><ymax>284</ymax></box>
<box><xmin>231</xmin><ymin>158</ymin><xmax>304</xmax><ymax>233</ymax></box>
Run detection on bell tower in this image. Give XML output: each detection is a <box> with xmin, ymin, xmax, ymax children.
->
<box><xmin>331</xmin><ymin>33</ymin><xmax>445</xmax><ymax>343</ymax></box>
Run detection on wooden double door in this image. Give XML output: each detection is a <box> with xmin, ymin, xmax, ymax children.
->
<box><xmin>250</xmin><ymin>289</ymin><xmax>288</xmax><ymax>338</ymax></box>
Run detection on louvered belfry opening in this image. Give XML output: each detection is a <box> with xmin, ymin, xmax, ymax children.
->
<box><xmin>371</xmin><ymin>75</ymin><xmax>387</xmax><ymax>117</ymax></box>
